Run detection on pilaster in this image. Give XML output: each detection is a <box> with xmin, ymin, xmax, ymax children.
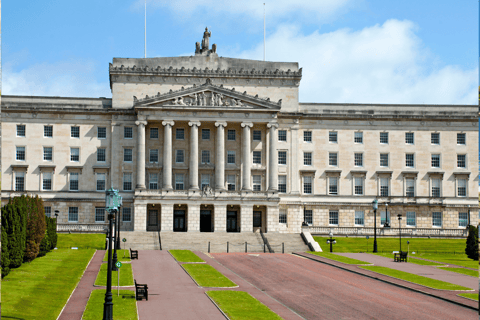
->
<box><xmin>135</xmin><ymin>120</ymin><xmax>147</xmax><ymax>189</ymax></box>
<box><xmin>266</xmin><ymin>206</ymin><xmax>279</xmax><ymax>233</ymax></box>
<box><xmin>240</xmin><ymin>205</ymin><xmax>253</xmax><ymax>233</ymax></box>
<box><xmin>215</xmin><ymin>122</ymin><xmax>227</xmax><ymax>190</ymax></box>
<box><xmin>162</xmin><ymin>120</ymin><xmax>175</xmax><ymax>190</ymax></box>
<box><xmin>241</xmin><ymin>122</ymin><xmax>253</xmax><ymax>191</ymax></box>
<box><xmin>189</xmin><ymin>121</ymin><xmax>201</xmax><ymax>190</ymax></box>
<box><xmin>160</xmin><ymin>203</ymin><xmax>174</xmax><ymax>232</ymax></box>
<box><xmin>214</xmin><ymin>205</ymin><xmax>227</xmax><ymax>232</ymax></box>
<box><xmin>133</xmin><ymin>203</ymin><xmax>147</xmax><ymax>231</ymax></box>
<box><xmin>188</xmin><ymin>204</ymin><xmax>200</xmax><ymax>232</ymax></box>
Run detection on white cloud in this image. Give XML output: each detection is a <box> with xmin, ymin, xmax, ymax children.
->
<box><xmin>3</xmin><ymin>59</ymin><xmax>111</xmax><ymax>98</ymax></box>
<box><xmin>229</xmin><ymin>19</ymin><xmax>477</xmax><ymax>104</ymax></box>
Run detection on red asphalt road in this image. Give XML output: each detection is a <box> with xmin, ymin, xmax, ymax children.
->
<box><xmin>212</xmin><ymin>253</ymin><xmax>477</xmax><ymax>320</ymax></box>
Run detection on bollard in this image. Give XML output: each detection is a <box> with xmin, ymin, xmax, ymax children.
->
<box><xmin>245</xmin><ymin>242</ymin><xmax>247</xmax><ymax>253</ymax></box>
<box><xmin>282</xmin><ymin>242</ymin><xmax>284</xmax><ymax>254</ymax></box>
<box><xmin>227</xmin><ymin>241</ymin><xmax>229</xmax><ymax>253</ymax></box>
<box><xmin>208</xmin><ymin>241</ymin><xmax>210</xmax><ymax>253</ymax></box>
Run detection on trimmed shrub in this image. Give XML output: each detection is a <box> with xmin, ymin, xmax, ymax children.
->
<box><xmin>2</xmin><ymin>222</ymin><xmax>10</xmax><ymax>278</ymax></box>
<box><xmin>24</xmin><ymin>196</ymin><xmax>47</xmax><ymax>262</ymax></box>
<box><xmin>6</xmin><ymin>197</ymin><xmax>27</xmax><ymax>268</ymax></box>
<box><xmin>48</xmin><ymin>217</ymin><xmax>58</xmax><ymax>250</ymax></box>
<box><xmin>465</xmin><ymin>225</ymin><xmax>479</xmax><ymax>261</ymax></box>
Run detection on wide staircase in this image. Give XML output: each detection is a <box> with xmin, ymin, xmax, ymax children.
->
<box><xmin>121</xmin><ymin>231</ymin><xmax>161</xmax><ymax>250</ymax></box>
<box><xmin>264</xmin><ymin>233</ymin><xmax>311</xmax><ymax>253</ymax></box>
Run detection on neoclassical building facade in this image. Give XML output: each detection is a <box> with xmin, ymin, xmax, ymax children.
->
<box><xmin>1</xmin><ymin>35</ymin><xmax>478</xmax><ymax>235</ymax></box>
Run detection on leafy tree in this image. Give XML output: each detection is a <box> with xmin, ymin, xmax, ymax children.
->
<box><xmin>465</xmin><ymin>225</ymin><xmax>479</xmax><ymax>261</ymax></box>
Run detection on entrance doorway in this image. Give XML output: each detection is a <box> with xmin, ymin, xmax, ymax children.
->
<box><xmin>253</xmin><ymin>211</ymin><xmax>262</xmax><ymax>228</ymax></box>
<box><xmin>174</xmin><ymin>210</ymin><xmax>186</xmax><ymax>232</ymax></box>
<box><xmin>227</xmin><ymin>211</ymin><xmax>238</xmax><ymax>232</ymax></box>
<box><xmin>200</xmin><ymin>210</ymin><xmax>212</xmax><ymax>232</ymax></box>
<box><xmin>147</xmin><ymin>210</ymin><xmax>159</xmax><ymax>231</ymax></box>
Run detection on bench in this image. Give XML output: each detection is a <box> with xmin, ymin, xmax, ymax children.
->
<box><xmin>394</xmin><ymin>251</ymin><xmax>408</xmax><ymax>262</ymax></box>
<box><xmin>130</xmin><ymin>248</ymin><xmax>138</xmax><ymax>260</ymax></box>
<box><xmin>135</xmin><ymin>280</ymin><xmax>148</xmax><ymax>301</ymax></box>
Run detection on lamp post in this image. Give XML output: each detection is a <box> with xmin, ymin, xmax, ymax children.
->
<box><xmin>384</xmin><ymin>202</ymin><xmax>390</xmax><ymax>228</ymax></box>
<box><xmin>372</xmin><ymin>199</ymin><xmax>378</xmax><ymax>253</ymax></box>
<box><xmin>397</xmin><ymin>214</ymin><xmax>402</xmax><ymax>252</ymax></box>
<box><xmin>54</xmin><ymin>210</ymin><xmax>59</xmax><ymax>231</ymax></box>
<box><xmin>327</xmin><ymin>231</ymin><xmax>336</xmax><ymax>253</ymax></box>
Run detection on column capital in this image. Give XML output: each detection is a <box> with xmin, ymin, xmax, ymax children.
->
<box><xmin>188</xmin><ymin>121</ymin><xmax>201</xmax><ymax>127</ymax></box>
<box><xmin>215</xmin><ymin>121</ymin><xmax>227</xmax><ymax>128</ymax></box>
<box><xmin>162</xmin><ymin>120</ymin><xmax>175</xmax><ymax>127</ymax></box>
<box><xmin>267</xmin><ymin>122</ymin><xmax>279</xmax><ymax>129</ymax></box>
<box><xmin>241</xmin><ymin>122</ymin><xmax>253</xmax><ymax>128</ymax></box>
<box><xmin>135</xmin><ymin>120</ymin><xmax>148</xmax><ymax>126</ymax></box>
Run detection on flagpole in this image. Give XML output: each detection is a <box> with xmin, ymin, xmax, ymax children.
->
<box><xmin>263</xmin><ymin>3</ymin><xmax>266</xmax><ymax>61</ymax></box>
<box><xmin>144</xmin><ymin>0</ymin><xmax>147</xmax><ymax>58</ymax></box>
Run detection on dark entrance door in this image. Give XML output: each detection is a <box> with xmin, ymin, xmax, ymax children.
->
<box><xmin>227</xmin><ymin>211</ymin><xmax>238</xmax><ymax>232</ymax></box>
<box><xmin>147</xmin><ymin>210</ymin><xmax>159</xmax><ymax>231</ymax></box>
<box><xmin>200</xmin><ymin>210</ymin><xmax>212</xmax><ymax>232</ymax></box>
<box><xmin>174</xmin><ymin>210</ymin><xmax>186</xmax><ymax>232</ymax></box>
<box><xmin>253</xmin><ymin>211</ymin><xmax>262</xmax><ymax>228</ymax></box>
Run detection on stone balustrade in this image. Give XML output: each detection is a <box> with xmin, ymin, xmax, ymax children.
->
<box><xmin>306</xmin><ymin>226</ymin><xmax>468</xmax><ymax>238</ymax></box>
<box><xmin>57</xmin><ymin>223</ymin><xmax>108</xmax><ymax>233</ymax></box>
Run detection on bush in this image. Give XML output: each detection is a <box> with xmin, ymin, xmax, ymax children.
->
<box><xmin>2</xmin><ymin>223</ymin><xmax>10</xmax><ymax>278</ymax></box>
<box><xmin>24</xmin><ymin>196</ymin><xmax>47</xmax><ymax>262</ymax></box>
<box><xmin>465</xmin><ymin>225</ymin><xmax>479</xmax><ymax>261</ymax></box>
<box><xmin>48</xmin><ymin>217</ymin><xmax>58</xmax><ymax>250</ymax></box>
<box><xmin>5</xmin><ymin>197</ymin><xmax>27</xmax><ymax>268</ymax></box>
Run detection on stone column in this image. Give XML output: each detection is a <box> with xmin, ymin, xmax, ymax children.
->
<box><xmin>161</xmin><ymin>204</ymin><xmax>174</xmax><ymax>232</ymax></box>
<box><xmin>187</xmin><ymin>204</ymin><xmax>200</xmax><ymax>232</ymax></box>
<box><xmin>240</xmin><ymin>205</ymin><xmax>253</xmax><ymax>233</ymax></box>
<box><xmin>215</xmin><ymin>122</ymin><xmax>227</xmax><ymax>190</ymax></box>
<box><xmin>133</xmin><ymin>203</ymin><xmax>147</xmax><ymax>231</ymax></box>
<box><xmin>188</xmin><ymin>121</ymin><xmax>201</xmax><ymax>190</ymax></box>
<box><xmin>266</xmin><ymin>206</ymin><xmax>279</xmax><ymax>233</ymax></box>
<box><xmin>241</xmin><ymin>122</ymin><xmax>253</xmax><ymax>190</ymax></box>
<box><xmin>162</xmin><ymin>120</ymin><xmax>175</xmax><ymax>190</ymax></box>
<box><xmin>214</xmin><ymin>205</ymin><xmax>226</xmax><ymax>232</ymax></box>
<box><xmin>267</xmin><ymin>122</ymin><xmax>279</xmax><ymax>191</ymax></box>
<box><xmin>135</xmin><ymin>120</ymin><xmax>147</xmax><ymax>189</ymax></box>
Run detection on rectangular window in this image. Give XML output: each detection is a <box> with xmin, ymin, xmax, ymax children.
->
<box><xmin>304</xmin><ymin>152</ymin><xmax>312</xmax><ymax>166</ymax></box>
<box><xmin>432</xmin><ymin>212</ymin><xmax>442</xmax><ymax>227</ymax></box>
<box><xmin>17</xmin><ymin>125</ymin><xmax>26</xmax><ymax>137</ymax></box>
<box><xmin>176</xmin><ymin>128</ymin><xmax>185</xmax><ymax>140</ymax></box>
<box><xmin>201</xmin><ymin>174</ymin><xmax>210</xmax><ymax>190</ymax></box>
<box><xmin>457</xmin><ymin>155</ymin><xmax>466</xmax><ymax>168</ymax></box>
<box><xmin>149</xmin><ymin>173</ymin><xmax>158</xmax><ymax>190</ymax></box>
<box><xmin>329</xmin><ymin>152</ymin><xmax>338</xmax><ymax>166</ymax></box>
<box><xmin>253</xmin><ymin>175</ymin><xmax>261</xmax><ymax>191</ymax></box>
<box><xmin>97</xmin><ymin>148</ymin><xmax>106</xmax><ymax>162</ymax></box>
<box><xmin>278</xmin><ymin>130</ymin><xmax>287</xmax><ymax>141</ymax></box>
<box><xmin>303</xmin><ymin>176</ymin><xmax>312</xmax><ymax>194</ymax></box>
<box><xmin>405</xmin><ymin>154</ymin><xmax>414</xmax><ymax>168</ymax></box>
<box><xmin>227</xmin><ymin>151</ymin><xmax>236</xmax><ymax>164</ymax></box>
<box><xmin>329</xmin><ymin>211</ymin><xmax>339</xmax><ymax>225</ymax></box>
<box><xmin>304</xmin><ymin>209</ymin><xmax>313</xmax><ymax>225</ymax></box>
<box><xmin>96</xmin><ymin>173</ymin><xmax>106</xmax><ymax>191</ymax></box>
<box><xmin>70</xmin><ymin>172</ymin><xmax>79</xmax><ymax>191</ymax></box>
<box><xmin>431</xmin><ymin>154</ymin><xmax>440</xmax><ymax>168</ymax></box>
<box><xmin>431</xmin><ymin>133</ymin><xmax>440</xmax><ymax>145</ymax></box>
<box><xmin>329</xmin><ymin>177</ymin><xmax>338</xmax><ymax>195</ymax></box>
<box><xmin>150</xmin><ymin>149</ymin><xmax>159</xmax><ymax>163</ymax></box>
<box><xmin>329</xmin><ymin>131</ymin><xmax>338</xmax><ymax>143</ymax></box>
<box><xmin>68</xmin><ymin>207</ymin><xmax>78</xmax><ymax>222</ymax></box>
<box><xmin>150</xmin><ymin>127</ymin><xmax>159</xmax><ymax>139</ymax></box>
<box><xmin>176</xmin><ymin>150</ymin><xmax>184</xmax><ymax>163</ymax></box>
<box><xmin>124</xmin><ymin>148</ymin><xmax>133</xmax><ymax>162</ymax></box>
<box><xmin>201</xmin><ymin>129</ymin><xmax>210</xmax><ymax>140</ymax></box>
<box><xmin>354</xmin><ymin>153</ymin><xmax>363</xmax><ymax>167</ymax></box>
<box><xmin>406</xmin><ymin>178</ymin><xmax>415</xmax><ymax>197</ymax></box>
<box><xmin>354</xmin><ymin>177</ymin><xmax>364</xmax><ymax>195</ymax></box>
<box><xmin>98</xmin><ymin>127</ymin><xmax>107</xmax><ymax>139</ymax></box>
<box><xmin>380</xmin><ymin>132</ymin><xmax>389</xmax><ymax>144</ymax></box>
<box><xmin>43</xmin><ymin>172</ymin><xmax>52</xmax><ymax>190</ymax></box>
<box><xmin>71</xmin><ymin>126</ymin><xmax>80</xmax><ymax>138</ymax></box>
<box><xmin>123</xmin><ymin>207</ymin><xmax>132</xmax><ymax>222</ymax></box>
<box><xmin>95</xmin><ymin>207</ymin><xmax>105</xmax><ymax>222</ymax></box>
<box><xmin>381</xmin><ymin>211</ymin><xmax>390</xmax><ymax>225</ymax></box>
<box><xmin>355</xmin><ymin>211</ymin><xmax>364</xmax><ymax>226</ymax></box>
<box><xmin>15</xmin><ymin>171</ymin><xmax>25</xmax><ymax>191</ymax></box>
<box><xmin>380</xmin><ymin>177</ymin><xmax>389</xmax><ymax>197</ymax></box>
<box><xmin>457</xmin><ymin>133</ymin><xmax>466</xmax><ymax>145</ymax></box>
<box><xmin>124</xmin><ymin>127</ymin><xmax>133</xmax><ymax>139</ymax></box>
<box><xmin>406</xmin><ymin>212</ymin><xmax>416</xmax><ymax>227</ymax></box>
<box><xmin>405</xmin><ymin>132</ymin><xmax>414</xmax><ymax>144</ymax></box>
<box><xmin>354</xmin><ymin>132</ymin><xmax>363</xmax><ymax>143</ymax></box>
<box><xmin>278</xmin><ymin>175</ymin><xmax>287</xmax><ymax>193</ymax></box>
<box><xmin>44</xmin><ymin>125</ymin><xmax>53</xmax><ymax>137</ymax></box>
<box><xmin>227</xmin><ymin>175</ymin><xmax>236</xmax><ymax>191</ymax></box>
<box><xmin>457</xmin><ymin>179</ymin><xmax>467</xmax><ymax>197</ymax></box>
<box><xmin>432</xmin><ymin>178</ymin><xmax>441</xmax><ymax>197</ymax></box>
<box><xmin>380</xmin><ymin>153</ymin><xmax>389</xmax><ymax>167</ymax></box>
<box><xmin>70</xmin><ymin>148</ymin><xmax>79</xmax><ymax>162</ymax></box>
<box><xmin>278</xmin><ymin>151</ymin><xmax>287</xmax><ymax>165</ymax></box>
<box><xmin>44</xmin><ymin>147</ymin><xmax>53</xmax><ymax>161</ymax></box>
<box><xmin>458</xmin><ymin>212</ymin><xmax>468</xmax><ymax>227</ymax></box>
<box><xmin>44</xmin><ymin>206</ymin><xmax>51</xmax><ymax>218</ymax></box>
<box><xmin>279</xmin><ymin>209</ymin><xmax>287</xmax><ymax>224</ymax></box>
<box><xmin>16</xmin><ymin>146</ymin><xmax>26</xmax><ymax>161</ymax></box>
<box><xmin>227</xmin><ymin>129</ymin><xmax>236</xmax><ymax>141</ymax></box>
<box><xmin>253</xmin><ymin>151</ymin><xmax>262</xmax><ymax>164</ymax></box>
<box><xmin>253</xmin><ymin>130</ymin><xmax>262</xmax><ymax>141</ymax></box>
<box><xmin>175</xmin><ymin>174</ymin><xmax>184</xmax><ymax>190</ymax></box>
<box><xmin>201</xmin><ymin>150</ymin><xmax>210</xmax><ymax>164</ymax></box>
<box><xmin>304</xmin><ymin>131</ymin><xmax>312</xmax><ymax>142</ymax></box>
<box><xmin>123</xmin><ymin>173</ymin><xmax>132</xmax><ymax>191</ymax></box>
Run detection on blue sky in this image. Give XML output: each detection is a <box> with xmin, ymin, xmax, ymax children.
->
<box><xmin>2</xmin><ymin>0</ymin><xmax>478</xmax><ymax>104</ymax></box>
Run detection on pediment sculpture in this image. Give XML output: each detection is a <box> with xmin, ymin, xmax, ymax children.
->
<box><xmin>171</xmin><ymin>91</ymin><xmax>243</xmax><ymax>107</ymax></box>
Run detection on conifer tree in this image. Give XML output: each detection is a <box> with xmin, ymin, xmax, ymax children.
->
<box><xmin>465</xmin><ymin>225</ymin><xmax>479</xmax><ymax>261</ymax></box>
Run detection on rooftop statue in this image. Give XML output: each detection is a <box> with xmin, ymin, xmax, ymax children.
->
<box><xmin>195</xmin><ymin>27</ymin><xmax>217</xmax><ymax>56</ymax></box>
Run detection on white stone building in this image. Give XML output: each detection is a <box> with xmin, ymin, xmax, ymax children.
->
<box><xmin>1</xmin><ymin>35</ymin><xmax>478</xmax><ymax>236</ymax></box>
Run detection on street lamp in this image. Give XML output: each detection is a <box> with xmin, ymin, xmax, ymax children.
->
<box><xmin>384</xmin><ymin>202</ymin><xmax>390</xmax><ymax>228</ymax></box>
<box><xmin>397</xmin><ymin>214</ymin><xmax>402</xmax><ymax>252</ymax></box>
<box><xmin>54</xmin><ymin>210</ymin><xmax>59</xmax><ymax>231</ymax></box>
<box><xmin>327</xmin><ymin>231</ymin><xmax>336</xmax><ymax>252</ymax></box>
<box><xmin>116</xmin><ymin>195</ymin><xmax>123</xmax><ymax>250</ymax></box>
<box><xmin>372</xmin><ymin>199</ymin><xmax>378</xmax><ymax>253</ymax></box>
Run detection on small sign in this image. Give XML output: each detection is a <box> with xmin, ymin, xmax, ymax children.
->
<box><xmin>407</xmin><ymin>241</ymin><xmax>410</xmax><ymax>244</ymax></box>
<box><xmin>71</xmin><ymin>247</ymin><xmax>78</xmax><ymax>250</ymax></box>
<box><xmin>366</xmin><ymin>236</ymin><xmax>370</xmax><ymax>240</ymax></box>
<box><xmin>116</xmin><ymin>261</ymin><xmax>122</xmax><ymax>268</ymax></box>
<box><xmin>122</xmin><ymin>238</ymin><xmax>127</xmax><ymax>242</ymax></box>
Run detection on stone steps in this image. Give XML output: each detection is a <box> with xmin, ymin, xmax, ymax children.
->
<box><xmin>264</xmin><ymin>233</ymin><xmax>310</xmax><ymax>253</ymax></box>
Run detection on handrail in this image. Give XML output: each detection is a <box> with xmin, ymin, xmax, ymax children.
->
<box><xmin>260</xmin><ymin>230</ymin><xmax>274</xmax><ymax>253</ymax></box>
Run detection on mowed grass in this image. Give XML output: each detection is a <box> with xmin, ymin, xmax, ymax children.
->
<box><xmin>103</xmin><ymin>249</ymin><xmax>131</xmax><ymax>262</ymax></box>
<box><xmin>83</xmin><ymin>289</ymin><xmax>137</xmax><ymax>320</ymax></box>
<box><xmin>372</xmin><ymin>252</ymin><xmax>444</xmax><ymax>265</ymax></box>
<box><xmin>170</xmin><ymin>249</ymin><xmax>205</xmax><ymax>263</ymax></box>
<box><xmin>438</xmin><ymin>267</ymin><xmax>478</xmax><ymax>277</ymax></box>
<box><xmin>307</xmin><ymin>252</ymin><xmax>371</xmax><ymax>265</ymax></box>
<box><xmin>207</xmin><ymin>291</ymin><xmax>282</xmax><ymax>320</ymax></box>
<box><xmin>360</xmin><ymin>266</ymin><xmax>472</xmax><ymax>290</ymax></box>
<box><xmin>458</xmin><ymin>293</ymin><xmax>479</xmax><ymax>301</ymax></box>
<box><xmin>95</xmin><ymin>263</ymin><xmax>134</xmax><ymax>287</ymax></box>
<box><xmin>411</xmin><ymin>253</ymin><xmax>477</xmax><ymax>269</ymax></box>
<box><xmin>57</xmin><ymin>233</ymin><xmax>106</xmax><ymax>249</ymax></box>
<box><xmin>2</xmin><ymin>249</ymin><xmax>95</xmax><ymax>319</ymax></box>
<box><xmin>183</xmin><ymin>264</ymin><xmax>237</xmax><ymax>287</ymax></box>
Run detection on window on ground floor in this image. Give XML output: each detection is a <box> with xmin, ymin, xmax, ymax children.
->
<box><xmin>68</xmin><ymin>207</ymin><xmax>78</xmax><ymax>222</ymax></box>
<box><xmin>406</xmin><ymin>211</ymin><xmax>416</xmax><ymax>227</ymax></box>
<box><xmin>279</xmin><ymin>209</ymin><xmax>287</xmax><ymax>224</ymax></box>
<box><xmin>123</xmin><ymin>207</ymin><xmax>132</xmax><ymax>222</ymax></box>
<box><xmin>354</xmin><ymin>211</ymin><xmax>364</xmax><ymax>226</ymax></box>
<box><xmin>95</xmin><ymin>207</ymin><xmax>105</xmax><ymax>222</ymax></box>
<box><xmin>458</xmin><ymin>212</ymin><xmax>468</xmax><ymax>228</ymax></box>
<box><xmin>432</xmin><ymin>212</ymin><xmax>442</xmax><ymax>227</ymax></box>
<box><xmin>304</xmin><ymin>209</ymin><xmax>313</xmax><ymax>225</ymax></box>
<box><xmin>329</xmin><ymin>211</ymin><xmax>339</xmax><ymax>226</ymax></box>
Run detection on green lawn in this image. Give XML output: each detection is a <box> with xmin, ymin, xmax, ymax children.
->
<box><xmin>410</xmin><ymin>253</ymin><xmax>477</xmax><ymax>269</ymax></box>
<box><xmin>458</xmin><ymin>293</ymin><xmax>479</xmax><ymax>301</ymax></box>
<box><xmin>438</xmin><ymin>267</ymin><xmax>478</xmax><ymax>277</ymax></box>
<box><xmin>360</xmin><ymin>266</ymin><xmax>472</xmax><ymax>290</ymax></box>
<box><xmin>57</xmin><ymin>233</ymin><xmax>106</xmax><ymax>249</ymax></box>
<box><xmin>207</xmin><ymin>291</ymin><xmax>282</xmax><ymax>320</ymax></box>
<box><xmin>183</xmin><ymin>264</ymin><xmax>237</xmax><ymax>287</ymax></box>
<box><xmin>170</xmin><ymin>249</ymin><xmax>205</xmax><ymax>263</ymax></box>
<box><xmin>83</xmin><ymin>289</ymin><xmax>137</xmax><ymax>320</ymax></box>
<box><xmin>307</xmin><ymin>252</ymin><xmax>371</xmax><ymax>265</ymax></box>
<box><xmin>372</xmin><ymin>252</ymin><xmax>444</xmax><ymax>265</ymax></box>
<box><xmin>2</xmin><ymin>249</ymin><xmax>95</xmax><ymax>319</ymax></box>
<box><xmin>103</xmin><ymin>249</ymin><xmax>131</xmax><ymax>262</ymax></box>
<box><xmin>95</xmin><ymin>263</ymin><xmax>134</xmax><ymax>287</ymax></box>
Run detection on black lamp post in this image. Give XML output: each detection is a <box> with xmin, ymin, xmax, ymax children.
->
<box><xmin>54</xmin><ymin>210</ymin><xmax>59</xmax><ymax>231</ymax></box>
<box><xmin>373</xmin><ymin>199</ymin><xmax>378</xmax><ymax>253</ymax></box>
<box><xmin>116</xmin><ymin>206</ymin><xmax>122</xmax><ymax>250</ymax></box>
<box><xmin>112</xmin><ymin>212</ymin><xmax>118</xmax><ymax>272</ymax></box>
<box><xmin>384</xmin><ymin>202</ymin><xmax>390</xmax><ymax>228</ymax></box>
<box><xmin>397</xmin><ymin>214</ymin><xmax>402</xmax><ymax>252</ymax></box>
<box><xmin>328</xmin><ymin>231</ymin><xmax>336</xmax><ymax>252</ymax></box>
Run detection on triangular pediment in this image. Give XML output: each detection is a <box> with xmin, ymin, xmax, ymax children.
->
<box><xmin>133</xmin><ymin>79</ymin><xmax>281</xmax><ymax>111</ymax></box>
